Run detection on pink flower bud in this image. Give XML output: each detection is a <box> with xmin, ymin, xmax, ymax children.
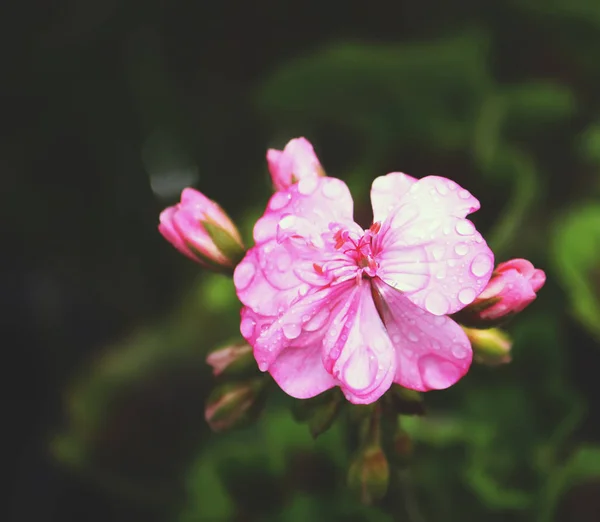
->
<box><xmin>158</xmin><ymin>188</ymin><xmax>244</xmax><ymax>271</ymax></box>
<box><xmin>455</xmin><ymin>258</ymin><xmax>545</xmax><ymax>326</ymax></box>
<box><xmin>266</xmin><ymin>137</ymin><xmax>325</xmax><ymax>191</ymax></box>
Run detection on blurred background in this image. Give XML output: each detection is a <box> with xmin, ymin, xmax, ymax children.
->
<box><xmin>5</xmin><ymin>0</ymin><xmax>600</xmax><ymax>520</ymax></box>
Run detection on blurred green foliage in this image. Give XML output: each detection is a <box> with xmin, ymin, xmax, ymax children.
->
<box><xmin>47</xmin><ymin>1</ymin><xmax>600</xmax><ymax>520</ymax></box>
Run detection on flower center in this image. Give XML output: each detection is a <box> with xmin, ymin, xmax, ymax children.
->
<box><xmin>333</xmin><ymin>222</ymin><xmax>381</xmax><ymax>279</ymax></box>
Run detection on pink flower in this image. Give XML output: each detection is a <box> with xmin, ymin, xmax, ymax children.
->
<box><xmin>463</xmin><ymin>258</ymin><xmax>545</xmax><ymax>323</ymax></box>
<box><xmin>159</xmin><ymin>188</ymin><xmax>244</xmax><ymax>270</ymax></box>
<box><xmin>234</xmin><ymin>172</ymin><xmax>495</xmax><ymax>404</ymax></box>
<box><xmin>266</xmin><ymin>137</ymin><xmax>325</xmax><ymax>191</ymax></box>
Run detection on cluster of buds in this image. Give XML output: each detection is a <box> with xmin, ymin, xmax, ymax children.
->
<box><xmin>157</xmin><ymin>136</ymin><xmax>546</xmax><ymax>503</ymax></box>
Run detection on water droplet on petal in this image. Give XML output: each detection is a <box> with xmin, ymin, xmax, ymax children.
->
<box><xmin>455</xmin><ymin>220</ymin><xmax>475</xmax><ymax>236</ymax></box>
<box><xmin>258</xmin><ymin>361</ymin><xmax>268</xmax><ymax>372</ymax></box>
<box><xmin>458</xmin><ymin>189</ymin><xmax>471</xmax><ymax>200</ymax></box>
<box><xmin>458</xmin><ymin>287</ymin><xmax>477</xmax><ymax>305</ymax></box>
<box><xmin>322</xmin><ymin>178</ymin><xmax>343</xmax><ymax>199</ymax></box>
<box><xmin>282</xmin><ymin>322</ymin><xmax>301</xmax><ymax>339</ymax></box>
<box><xmin>408</xmin><ymin>331</ymin><xmax>419</xmax><ymax>342</ymax></box>
<box><xmin>279</xmin><ymin>215</ymin><xmax>296</xmax><ymax>230</ymax></box>
<box><xmin>432</xmin><ymin>245</ymin><xmax>445</xmax><ymax>261</ymax></box>
<box><xmin>240</xmin><ymin>316</ymin><xmax>256</xmax><ymax>338</ymax></box>
<box><xmin>430</xmin><ymin>339</ymin><xmax>441</xmax><ymax>350</ymax></box>
<box><xmin>342</xmin><ymin>347</ymin><xmax>378</xmax><ymax>391</ymax></box>
<box><xmin>425</xmin><ymin>291</ymin><xmax>449</xmax><ymax>315</ymax></box>
<box><xmin>305</xmin><ymin>308</ymin><xmax>330</xmax><ymax>331</ymax></box>
<box><xmin>298</xmin><ymin>175</ymin><xmax>319</xmax><ymax>195</ymax></box>
<box><xmin>418</xmin><ymin>355</ymin><xmax>461</xmax><ymax>389</ymax></box>
<box><xmin>269</xmin><ymin>191</ymin><xmax>291</xmax><ymax>210</ymax></box>
<box><xmin>234</xmin><ymin>261</ymin><xmax>255</xmax><ymax>290</ymax></box>
<box><xmin>471</xmin><ymin>253</ymin><xmax>493</xmax><ymax>277</ymax></box>
<box><xmin>436</xmin><ymin>182</ymin><xmax>449</xmax><ymax>195</ymax></box>
<box><xmin>451</xmin><ymin>343</ymin><xmax>469</xmax><ymax>359</ymax></box>
<box><xmin>454</xmin><ymin>243</ymin><xmax>469</xmax><ymax>256</ymax></box>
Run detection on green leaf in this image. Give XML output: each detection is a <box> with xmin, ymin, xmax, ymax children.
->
<box><xmin>552</xmin><ymin>203</ymin><xmax>600</xmax><ymax>341</ymax></box>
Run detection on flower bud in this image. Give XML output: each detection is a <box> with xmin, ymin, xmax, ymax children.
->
<box><xmin>292</xmin><ymin>388</ymin><xmax>344</xmax><ymax>439</ymax></box>
<box><xmin>463</xmin><ymin>326</ymin><xmax>513</xmax><ymax>366</ymax></box>
<box><xmin>454</xmin><ymin>258</ymin><xmax>546</xmax><ymax>327</ymax></box>
<box><xmin>206</xmin><ymin>341</ymin><xmax>256</xmax><ymax>378</ymax></box>
<box><xmin>347</xmin><ymin>444</ymin><xmax>390</xmax><ymax>505</ymax></box>
<box><xmin>204</xmin><ymin>377</ymin><xmax>268</xmax><ymax>432</ymax></box>
<box><xmin>159</xmin><ymin>188</ymin><xmax>245</xmax><ymax>272</ymax></box>
<box><xmin>266</xmin><ymin>137</ymin><xmax>326</xmax><ymax>191</ymax></box>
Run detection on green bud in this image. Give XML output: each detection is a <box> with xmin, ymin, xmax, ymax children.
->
<box><xmin>463</xmin><ymin>326</ymin><xmax>513</xmax><ymax>366</ymax></box>
<box><xmin>347</xmin><ymin>444</ymin><xmax>390</xmax><ymax>505</ymax></box>
<box><xmin>204</xmin><ymin>377</ymin><xmax>268</xmax><ymax>432</ymax></box>
<box><xmin>292</xmin><ymin>388</ymin><xmax>344</xmax><ymax>439</ymax></box>
<box><xmin>206</xmin><ymin>340</ymin><xmax>256</xmax><ymax>379</ymax></box>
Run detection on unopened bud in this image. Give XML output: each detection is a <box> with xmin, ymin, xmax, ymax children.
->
<box><xmin>463</xmin><ymin>326</ymin><xmax>513</xmax><ymax>366</ymax></box>
<box><xmin>204</xmin><ymin>377</ymin><xmax>268</xmax><ymax>432</ymax></box>
<box><xmin>347</xmin><ymin>444</ymin><xmax>390</xmax><ymax>505</ymax></box>
<box><xmin>206</xmin><ymin>341</ymin><xmax>255</xmax><ymax>378</ymax></box>
<box><xmin>454</xmin><ymin>258</ymin><xmax>546</xmax><ymax>327</ymax></box>
<box><xmin>159</xmin><ymin>188</ymin><xmax>245</xmax><ymax>272</ymax></box>
<box><xmin>266</xmin><ymin>137</ymin><xmax>326</xmax><ymax>191</ymax></box>
<box><xmin>292</xmin><ymin>388</ymin><xmax>344</xmax><ymax>439</ymax></box>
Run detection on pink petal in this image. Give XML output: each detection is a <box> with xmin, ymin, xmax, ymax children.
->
<box><xmin>234</xmin><ymin>249</ymin><xmax>308</xmax><ymax>317</ymax></box>
<box><xmin>172</xmin><ymin>207</ymin><xmax>227</xmax><ymax>263</ymax></box>
<box><xmin>158</xmin><ymin>206</ymin><xmax>196</xmax><ymax>260</ymax></box>
<box><xmin>322</xmin><ymin>283</ymin><xmax>396</xmax><ymax>404</ymax></box>
<box><xmin>530</xmin><ymin>269</ymin><xmax>546</xmax><ymax>293</ymax></box>
<box><xmin>268</xmin><ymin>343</ymin><xmax>337</xmax><ymax>399</ymax></box>
<box><xmin>267</xmin><ymin>137</ymin><xmax>323</xmax><ymax>191</ymax></box>
<box><xmin>372</xmin><ymin>278</ymin><xmax>472</xmax><ymax>392</ymax></box>
<box><xmin>253</xmin><ymin>176</ymin><xmax>354</xmax><ymax>245</ymax></box>
<box><xmin>374</xmin><ymin>176</ymin><xmax>494</xmax><ymax>315</ymax></box>
<box><xmin>370</xmin><ymin>172</ymin><xmax>418</xmax><ymax>222</ymax></box>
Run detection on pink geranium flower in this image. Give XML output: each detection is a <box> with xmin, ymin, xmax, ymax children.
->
<box><xmin>234</xmin><ymin>169</ymin><xmax>494</xmax><ymax>404</ymax></box>
<box><xmin>266</xmin><ymin>137</ymin><xmax>325</xmax><ymax>191</ymax></box>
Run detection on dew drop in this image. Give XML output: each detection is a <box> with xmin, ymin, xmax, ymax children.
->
<box><xmin>471</xmin><ymin>253</ymin><xmax>493</xmax><ymax>277</ymax></box>
<box><xmin>282</xmin><ymin>322</ymin><xmax>302</xmax><ymax>339</ymax></box>
<box><xmin>436</xmin><ymin>182</ymin><xmax>449</xmax><ymax>195</ymax></box>
<box><xmin>435</xmin><ymin>266</ymin><xmax>447</xmax><ymax>279</ymax></box>
<box><xmin>304</xmin><ymin>308</ymin><xmax>329</xmax><ymax>332</ymax></box>
<box><xmin>458</xmin><ymin>189</ymin><xmax>471</xmax><ymax>200</ymax></box>
<box><xmin>240</xmin><ymin>316</ymin><xmax>256</xmax><ymax>338</ymax></box>
<box><xmin>391</xmin><ymin>334</ymin><xmax>401</xmax><ymax>344</ymax></box>
<box><xmin>258</xmin><ymin>361</ymin><xmax>268</xmax><ymax>372</ymax></box>
<box><xmin>455</xmin><ymin>220</ymin><xmax>475</xmax><ymax>236</ymax></box>
<box><xmin>298</xmin><ymin>175</ymin><xmax>319</xmax><ymax>195</ymax></box>
<box><xmin>451</xmin><ymin>343</ymin><xmax>468</xmax><ymax>359</ymax></box>
<box><xmin>424</xmin><ymin>291</ymin><xmax>449</xmax><ymax>315</ymax></box>
<box><xmin>430</xmin><ymin>339</ymin><xmax>441</xmax><ymax>350</ymax></box>
<box><xmin>322</xmin><ymin>179</ymin><xmax>343</xmax><ymax>199</ymax></box>
<box><xmin>418</xmin><ymin>355</ymin><xmax>460</xmax><ymax>389</ymax></box>
<box><xmin>269</xmin><ymin>191</ymin><xmax>291</xmax><ymax>210</ymax></box>
<box><xmin>279</xmin><ymin>214</ymin><xmax>296</xmax><ymax>230</ymax></box>
<box><xmin>458</xmin><ymin>287</ymin><xmax>476</xmax><ymax>305</ymax></box>
<box><xmin>454</xmin><ymin>243</ymin><xmax>469</xmax><ymax>256</ymax></box>
<box><xmin>432</xmin><ymin>245</ymin><xmax>445</xmax><ymax>261</ymax></box>
<box><xmin>408</xmin><ymin>331</ymin><xmax>419</xmax><ymax>342</ymax></box>
<box><xmin>233</xmin><ymin>261</ymin><xmax>255</xmax><ymax>290</ymax></box>
<box><xmin>342</xmin><ymin>347</ymin><xmax>378</xmax><ymax>390</ymax></box>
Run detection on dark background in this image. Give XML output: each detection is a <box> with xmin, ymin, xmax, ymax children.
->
<box><xmin>4</xmin><ymin>1</ymin><xmax>600</xmax><ymax>521</ymax></box>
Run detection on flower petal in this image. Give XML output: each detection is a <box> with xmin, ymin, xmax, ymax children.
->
<box><xmin>268</xmin><ymin>343</ymin><xmax>337</xmax><ymax>399</ymax></box>
<box><xmin>374</xmin><ymin>176</ymin><xmax>494</xmax><ymax>315</ymax></box>
<box><xmin>322</xmin><ymin>283</ymin><xmax>396</xmax><ymax>404</ymax></box>
<box><xmin>372</xmin><ymin>278</ymin><xmax>472</xmax><ymax>392</ymax></box>
<box><xmin>234</xmin><ymin>249</ymin><xmax>309</xmax><ymax>316</ymax></box>
<box><xmin>370</xmin><ymin>172</ymin><xmax>418</xmax><ymax>222</ymax></box>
